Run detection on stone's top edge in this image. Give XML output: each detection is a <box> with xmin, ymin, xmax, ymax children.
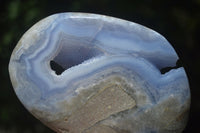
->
<box><xmin>51</xmin><ymin>12</ymin><xmax>163</xmax><ymax>37</ymax></box>
<box><xmin>31</xmin><ymin>12</ymin><xmax>169</xmax><ymax>44</ymax></box>
<box><xmin>51</xmin><ymin>12</ymin><xmax>154</xmax><ymax>30</ymax></box>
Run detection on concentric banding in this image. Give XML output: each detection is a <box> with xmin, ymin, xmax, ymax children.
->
<box><xmin>9</xmin><ymin>13</ymin><xmax>190</xmax><ymax>133</ymax></box>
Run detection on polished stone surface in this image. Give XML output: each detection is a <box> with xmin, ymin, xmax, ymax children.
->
<box><xmin>9</xmin><ymin>13</ymin><xmax>190</xmax><ymax>133</ymax></box>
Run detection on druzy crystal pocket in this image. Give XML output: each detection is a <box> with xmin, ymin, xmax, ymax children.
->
<box><xmin>9</xmin><ymin>13</ymin><xmax>190</xmax><ymax>133</ymax></box>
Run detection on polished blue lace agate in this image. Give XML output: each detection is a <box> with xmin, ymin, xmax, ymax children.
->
<box><xmin>9</xmin><ymin>13</ymin><xmax>190</xmax><ymax>133</ymax></box>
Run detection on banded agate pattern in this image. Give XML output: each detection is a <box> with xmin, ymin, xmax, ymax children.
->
<box><xmin>9</xmin><ymin>13</ymin><xmax>190</xmax><ymax>133</ymax></box>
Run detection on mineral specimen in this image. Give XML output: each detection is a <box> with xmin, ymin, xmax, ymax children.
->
<box><xmin>9</xmin><ymin>13</ymin><xmax>190</xmax><ymax>133</ymax></box>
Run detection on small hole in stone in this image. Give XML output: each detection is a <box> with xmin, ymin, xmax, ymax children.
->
<box><xmin>160</xmin><ymin>59</ymin><xmax>182</xmax><ymax>74</ymax></box>
<box><xmin>50</xmin><ymin>60</ymin><xmax>65</xmax><ymax>75</ymax></box>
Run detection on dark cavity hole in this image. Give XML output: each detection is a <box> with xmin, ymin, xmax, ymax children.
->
<box><xmin>49</xmin><ymin>36</ymin><xmax>102</xmax><ymax>75</ymax></box>
<box><xmin>50</xmin><ymin>60</ymin><xmax>65</xmax><ymax>75</ymax></box>
<box><xmin>160</xmin><ymin>59</ymin><xmax>182</xmax><ymax>74</ymax></box>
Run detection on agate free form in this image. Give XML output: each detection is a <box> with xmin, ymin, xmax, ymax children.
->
<box><xmin>9</xmin><ymin>13</ymin><xmax>190</xmax><ymax>133</ymax></box>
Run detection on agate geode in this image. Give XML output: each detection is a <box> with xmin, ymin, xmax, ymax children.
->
<box><xmin>9</xmin><ymin>13</ymin><xmax>190</xmax><ymax>133</ymax></box>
